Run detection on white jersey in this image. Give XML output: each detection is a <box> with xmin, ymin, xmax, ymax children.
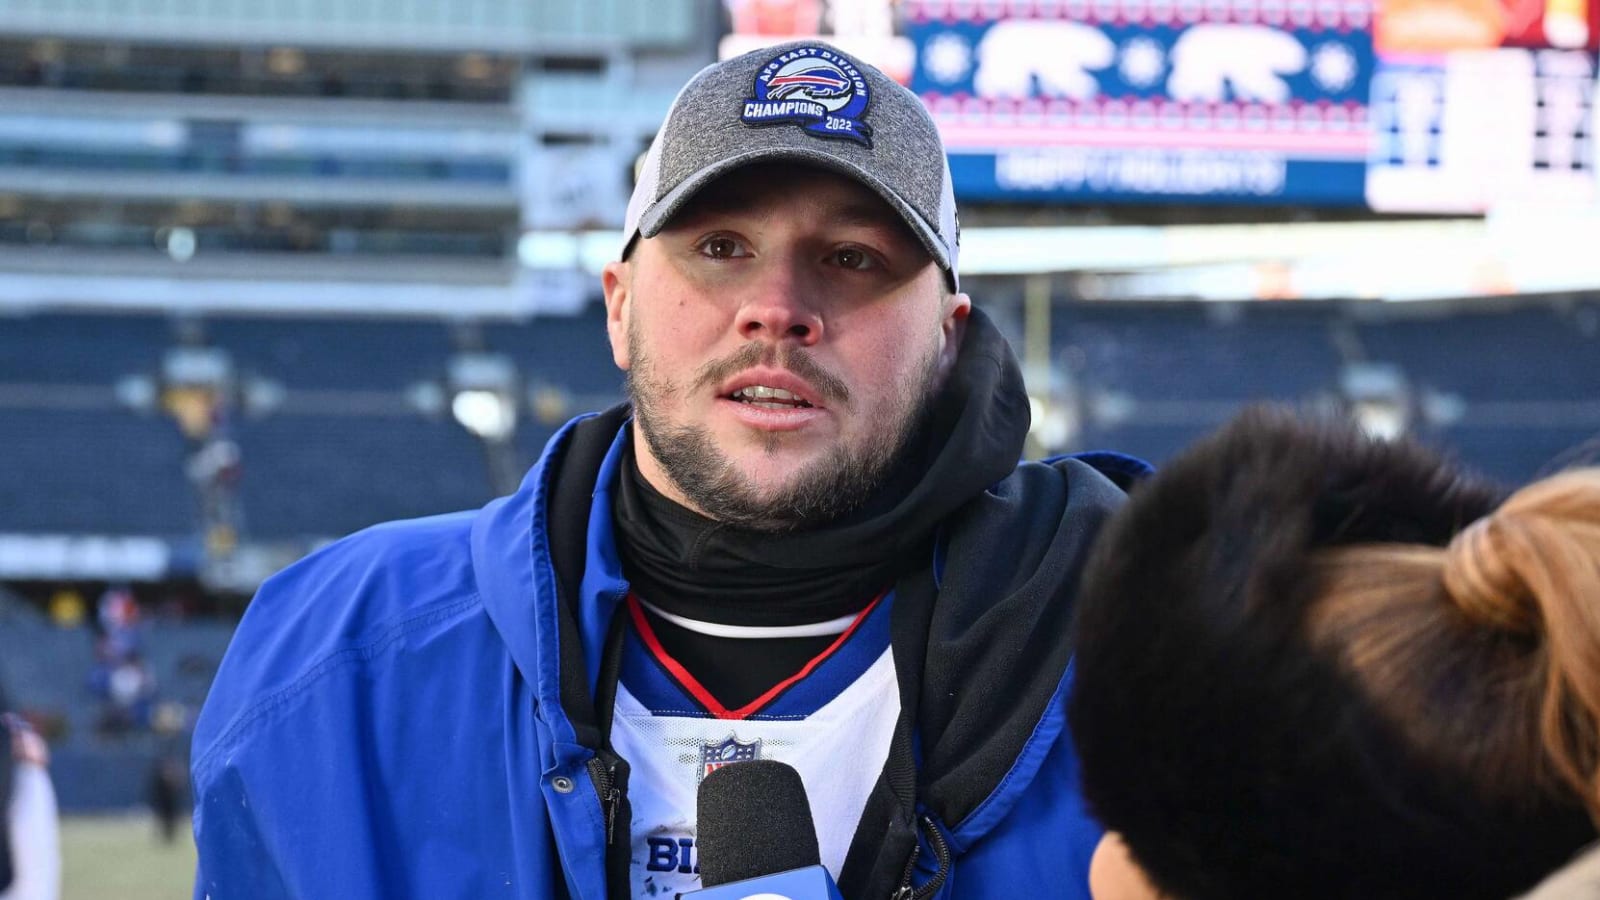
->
<box><xmin>609</xmin><ymin>594</ymin><xmax>900</xmax><ymax>898</ymax></box>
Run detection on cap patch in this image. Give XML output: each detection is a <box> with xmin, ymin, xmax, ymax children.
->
<box><xmin>741</xmin><ymin>46</ymin><xmax>872</xmax><ymax>147</ymax></box>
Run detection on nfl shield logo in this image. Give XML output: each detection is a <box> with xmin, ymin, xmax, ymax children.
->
<box><xmin>699</xmin><ymin>734</ymin><xmax>762</xmax><ymax>783</ymax></box>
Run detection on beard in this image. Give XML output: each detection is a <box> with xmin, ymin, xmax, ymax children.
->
<box><xmin>626</xmin><ymin>325</ymin><xmax>940</xmax><ymax>533</ymax></box>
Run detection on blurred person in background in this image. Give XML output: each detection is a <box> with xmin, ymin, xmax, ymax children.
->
<box><xmin>90</xmin><ymin>586</ymin><xmax>156</xmax><ymax>735</ymax></box>
<box><xmin>192</xmin><ymin>39</ymin><xmax>1144</xmax><ymax>899</ymax></box>
<box><xmin>147</xmin><ymin>751</ymin><xmax>187</xmax><ymax>846</ymax></box>
<box><xmin>1</xmin><ymin>684</ymin><xmax>60</xmax><ymax>900</ymax></box>
<box><xmin>1069</xmin><ymin>408</ymin><xmax>1600</xmax><ymax>900</ymax></box>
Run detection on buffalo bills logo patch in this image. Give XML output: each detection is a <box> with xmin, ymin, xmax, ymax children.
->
<box><xmin>698</xmin><ymin>734</ymin><xmax>762</xmax><ymax>783</ymax></box>
<box><xmin>741</xmin><ymin>47</ymin><xmax>872</xmax><ymax>146</ymax></box>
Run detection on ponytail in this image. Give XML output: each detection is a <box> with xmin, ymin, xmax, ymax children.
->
<box><xmin>1440</xmin><ymin>469</ymin><xmax>1600</xmax><ymax>819</ymax></box>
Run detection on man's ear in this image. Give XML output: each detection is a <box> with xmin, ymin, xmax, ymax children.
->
<box><xmin>938</xmin><ymin>291</ymin><xmax>973</xmax><ymax>378</ymax></box>
<box><xmin>602</xmin><ymin>260</ymin><xmax>632</xmax><ymax>370</ymax></box>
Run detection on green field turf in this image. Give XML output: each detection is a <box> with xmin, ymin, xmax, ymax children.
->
<box><xmin>61</xmin><ymin>814</ymin><xmax>194</xmax><ymax>900</ymax></box>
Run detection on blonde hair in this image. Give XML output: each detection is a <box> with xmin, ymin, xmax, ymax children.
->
<box><xmin>1311</xmin><ymin>468</ymin><xmax>1600</xmax><ymax>821</ymax></box>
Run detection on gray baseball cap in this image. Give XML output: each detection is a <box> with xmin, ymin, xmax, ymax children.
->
<box><xmin>622</xmin><ymin>40</ymin><xmax>960</xmax><ymax>291</ymax></box>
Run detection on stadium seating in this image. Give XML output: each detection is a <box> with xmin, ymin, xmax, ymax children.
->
<box><xmin>233</xmin><ymin>412</ymin><xmax>493</xmax><ymax>539</ymax></box>
<box><xmin>0</xmin><ymin>613</ymin><xmax>98</xmax><ymax>740</ymax></box>
<box><xmin>2</xmin><ymin>303</ymin><xmax>1593</xmax><ymax>537</ymax></box>
<box><xmin>141</xmin><ymin>619</ymin><xmax>235</xmax><ymax>718</ymax></box>
<box><xmin>1057</xmin><ymin>302</ymin><xmax>1343</xmax><ymax>403</ymax></box>
<box><xmin>0</xmin><ymin>407</ymin><xmax>194</xmax><ymax>535</ymax></box>
<box><xmin>0</xmin><ymin>311</ymin><xmax>171</xmax><ymax>385</ymax></box>
<box><xmin>1421</xmin><ymin>425</ymin><xmax>1600</xmax><ymax>484</ymax></box>
<box><xmin>1354</xmin><ymin>305</ymin><xmax>1600</xmax><ymax>400</ymax></box>
<box><xmin>485</xmin><ymin>305</ymin><xmax>624</xmax><ymax>398</ymax></box>
<box><xmin>206</xmin><ymin>316</ymin><xmax>456</xmax><ymax>390</ymax></box>
<box><xmin>0</xmin><ymin>610</ymin><xmax>233</xmax><ymax>810</ymax></box>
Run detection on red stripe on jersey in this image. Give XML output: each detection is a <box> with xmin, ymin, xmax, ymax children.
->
<box><xmin>625</xmin><ymin>592</ymin><xmax>885</xmax><ymax>721</ymax></box>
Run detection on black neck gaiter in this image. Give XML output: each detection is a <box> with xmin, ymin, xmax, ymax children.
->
<box><xmin>612</xmin><ymin>308</ymin><xmax>1032</xmax><ymax>627</ymax></box>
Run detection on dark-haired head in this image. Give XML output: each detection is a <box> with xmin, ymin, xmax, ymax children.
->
<box><xmin>1069</xmin><ymin>407</ymin><xmax>1600</xmax><ymax>900</ymax></box>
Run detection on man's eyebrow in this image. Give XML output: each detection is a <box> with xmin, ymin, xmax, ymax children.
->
<box><xmin>829</xmin><ymin>203</ymin><xmax>928</xmax><ymax>257</ymax></box>
<box><xmin>825</xmin><ymin>202</ymin><xmax>903</xmax><ymax>231</ymax></box>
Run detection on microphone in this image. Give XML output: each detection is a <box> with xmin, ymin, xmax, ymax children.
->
<box><xmin>686</xmin><ymin>759</ymin><xmax>844</xmax><ymax>900</ymax></box>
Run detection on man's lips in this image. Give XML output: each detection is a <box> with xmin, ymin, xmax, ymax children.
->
<box><xmin>715</xmin><ymin>393</ymin><xmax>828</xmax><ymax>432</ymax></box>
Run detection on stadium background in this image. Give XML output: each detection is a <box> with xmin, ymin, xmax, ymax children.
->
<box><xmin>0</xmin><ymin>1</ymin><xmax>1595</xmax><ymax>896</ymax></box>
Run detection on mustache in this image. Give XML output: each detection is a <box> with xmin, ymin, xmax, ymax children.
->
<box><xmin>691</xmin><ymin>342</ymin><xmax>851</xmax><ymax>408</ymax></box>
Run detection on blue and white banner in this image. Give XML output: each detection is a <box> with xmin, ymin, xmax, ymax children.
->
<box><xmin>905</xmin><ymin>0</ymin><xmax>1375</xmax><ymax>203</ymax></box>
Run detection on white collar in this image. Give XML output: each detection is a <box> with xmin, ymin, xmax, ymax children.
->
<box><xmin>634</xmin><ymin>596</ymin><xmax>857</xmax><ymax>639</ymax></box>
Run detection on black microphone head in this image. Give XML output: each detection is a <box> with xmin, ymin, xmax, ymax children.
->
<box><xmin>696</xmin><ymin>759</ymin><xmax>821</xmax><ymax>887</ymax></box>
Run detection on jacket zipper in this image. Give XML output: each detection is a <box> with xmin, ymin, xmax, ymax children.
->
<box><xmin>586</xmin><ymin>749</ymin><xmax>631</xmax><ymax>897</ymax></box>
<box><xmin>586</xmin><ymin>754</ymin><xmax>621</xmax><ymax>843</ymax></box>
<box><xmin>891</xmin><ymin>815</ymin><xmax>952</xmax><ymax>900</ymax></box>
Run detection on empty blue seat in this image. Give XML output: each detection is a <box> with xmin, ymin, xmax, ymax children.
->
<box><xmin>1422</xmin><ymin>426</ymin><xmax>1600</xmax><ymax>484</ymax></box>
<box><xmin>1057</xmin><ymin>303</ymin><xmax>1341</xmax><ymax>403</ymax></box>
<box><xmin>233</xmin><ymin>413</ymin><xmax>492</xmax><ymax>539</ymax></box>
<box><xmin>0</xmin><ymin>312</ymin><xmax>171</xmax><ymax>385</ymax></box>
<box><xmin>1355</xmin><ymin>307</ymin><xmax>1600</xmax><ymax>400</ymax></box>
<box><xmin>0</xmin><ymin>407</ymin><xmax>194</xmax><ymax>535</ymax></box>
<box><xmin>207</xmin><ymin>316</ymin><xmax>455</xmax><ymax>390</ymax></box>
<box><xmin>484</xmin><ymin>306</ymin><xmax>624</xmax><ymax>399</ymax></box>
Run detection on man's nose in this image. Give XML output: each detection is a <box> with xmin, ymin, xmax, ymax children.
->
<box><xmin>734</xmin><ymin>258</ymin><xmax>824</xmax><ymax>346</ymax></box>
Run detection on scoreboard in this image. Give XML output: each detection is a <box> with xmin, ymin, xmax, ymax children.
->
<box><xmin>905</xmin><ymin>0</ymin><xmax>1375</xmax><ymax>204</ymax></box>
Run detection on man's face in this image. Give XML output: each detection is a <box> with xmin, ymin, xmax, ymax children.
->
<box><xmin>602</xmin><ymin>164</ymin><xmax>970</xmax><ymax>531</ymax></box>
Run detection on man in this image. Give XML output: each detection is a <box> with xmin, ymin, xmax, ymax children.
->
<box><xmin>192</xmin><ymin>41</ymin><xmax>1142</xmax><ymax>899</ymax></box>
<box><xmin>2</xmin><ymin>687</ymin><xmax>60</xmax><ymax>900</ymax></box>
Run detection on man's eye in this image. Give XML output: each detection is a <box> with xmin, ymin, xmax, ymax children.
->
<box><xmin>833</xmin><ymin>247</ymin><xmax>877</xmax><ymax>270</ymax></box>
<box><xmin>701</xmin><ymin>237</ymin><xmax>744</xmax><ymax>259</ymax></box>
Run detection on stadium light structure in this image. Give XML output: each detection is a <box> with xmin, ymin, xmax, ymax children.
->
<box><xmin>160</xmin><ymin>345</ymin><xmax>233</xmax><ymax>439</ymax></box>
<box><xmin>452</xmin><ymin>389</ymin><xmax>516</xmax><ymax>441</ymax></box>
<box><xmin>446</xmin><ymin>352</ymin><xmax>518</xmax><ymax>443</ymax></box>
<box><xmin>164</xmin><ymin>226</ymin><xmax>197</xmax><ymax>262</ymax></box>
<box><xmin>1340</xmin><ymin>362</ymin><xmax>1412</xmax><ymax>442</ymax></box>
<box><xmin>1027</xmin><ymin>394</ymin><xmax>1077</xmax><ymax>455</ymax></box>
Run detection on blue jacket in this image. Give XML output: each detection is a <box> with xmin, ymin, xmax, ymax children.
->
<box><xmin>192</xmin><ymin>411</ymin><xmax>1137</xmax><ymax>899</ymax></box>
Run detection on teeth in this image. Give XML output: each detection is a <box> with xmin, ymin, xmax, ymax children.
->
<box><xmin>731</xmin><ymin>384</ymin><xmax>813</xmax><ymax>408</ymax></box>
<box><xmin>736</xmin><ymin>385</ymin><xmax>800</xmax><ymax>402</ymax></box>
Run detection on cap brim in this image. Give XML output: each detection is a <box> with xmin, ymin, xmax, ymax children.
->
<box><xmin>635</xmin><ymin>147</ymin><xmax>953</xmax><ymax>276</ymax></box>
